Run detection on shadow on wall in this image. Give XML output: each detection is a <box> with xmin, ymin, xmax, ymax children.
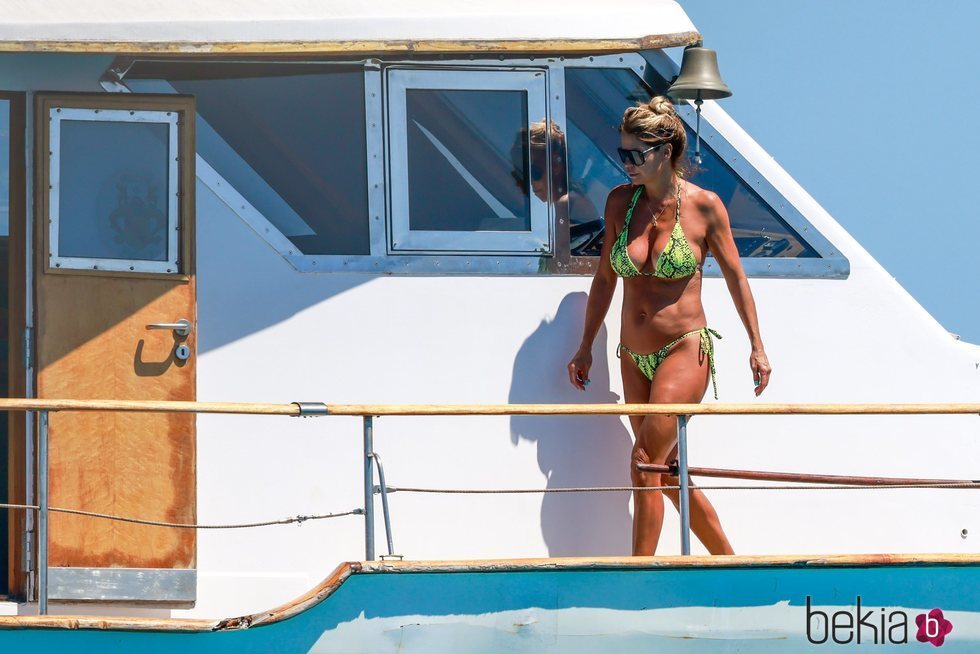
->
<box><xmin>194</xmin><ymin>182</ymin><xmax>370</xmax><ymax>355</ymax></box>
<box><xmin>509</xmin><ymin>292</ymin><xmax>634</xmax><ymax>557</ymax></box>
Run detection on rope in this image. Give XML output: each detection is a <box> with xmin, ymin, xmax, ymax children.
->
<box><xmin>0</xmin><ymin>503</ymin><xmax>362</xmax><ymax>529</ymax></box>
<box><xmin>2</xmin><ymin>483</ymin><xmax>972</xmax><ymax>526</ymax></box>
<box><xmin>388</xmin><ymin>482</ymin><xmax>980</xmax><ymax>494</ymax></box>
<box><xmin>392</xmin><ymin>486</ymin><xmax>672</xmax><ymax>494</ymax></box>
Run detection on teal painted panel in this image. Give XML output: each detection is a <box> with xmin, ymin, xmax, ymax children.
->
<box><xmin>0</xmin><ymin>564</ymin><xmax>978</xmax><ymax>652</ymax></box>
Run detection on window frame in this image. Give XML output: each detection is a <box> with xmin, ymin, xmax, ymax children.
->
<box><xmin>125</xmin><ymin>69</ymin><xmax>376</xmax><ymax>262</ymax></box>
<box><xmin>105</xmin><ymin>55</ymin><xmax>848</xmax><ymax>278</ymax></box>
<box><xmin>47</xmin><ymin>106</ymin><xmax>182</xmax><ymax>274</ymax></box>
<box><xmin>384</xmin><ymin>66</ymin><xmax>551</xmax><ymax>255</ymax></box>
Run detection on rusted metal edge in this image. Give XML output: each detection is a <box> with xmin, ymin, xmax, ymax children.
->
<box><xmin>1</xmin><ymin>555</ymin><xmax>978</xmax><ymax>633</ymax></box>
<box><xmin>214</xmin><ymin>562</ymin><xmax>360</xmax><ymax>631</ymax></box>
<box><xmin>0</xmin><ymin>32</ymin><xmax>700</xmax><ymax>55</ymax></box>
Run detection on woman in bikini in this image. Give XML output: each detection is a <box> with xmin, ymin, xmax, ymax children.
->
<box><xmin>567</xmin><ymin>96</ymin><xmax>771</xmax><ymax>556</ymax></box>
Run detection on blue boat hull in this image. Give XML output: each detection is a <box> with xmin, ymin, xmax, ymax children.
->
<box><xmin>1</xmin><ymin>556</ymin><xmax>976</xmax><ymax>652</ymax></box>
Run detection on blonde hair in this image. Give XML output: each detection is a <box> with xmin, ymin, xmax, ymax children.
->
<box><xmin>510</xmin><ymin>119</ymin><xmax>568</xmax><ymax>194</ymax></box>
<box><xmin>528</xmin><ymin>119</ymin><xmax>566</xmax><ymax>153</ymax></box>
<box><xmin>619</xmin><ymin>95</ymin><xmax>688</xmax><ymax>174</ymax></box>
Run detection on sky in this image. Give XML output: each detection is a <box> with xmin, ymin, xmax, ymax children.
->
<box><xmin>675</xmin><ymin>1</ymin><xmax>980</xmax><ymax>344</ymax></box>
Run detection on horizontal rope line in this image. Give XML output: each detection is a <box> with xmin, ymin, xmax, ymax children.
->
<box><xmin>0</xmin><ymin>503</ymin><xmax>362</xmax><ymax>529</ymax></box>
<box><xmin>388</xmin><ymin>482</ymin><xmax>980</xmax><ymax>494</ymax></box>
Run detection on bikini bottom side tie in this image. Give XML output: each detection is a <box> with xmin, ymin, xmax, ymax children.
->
<box><xmin>617</xmin><ymin>327</ymin><xmax>722</xmax><ymax>400</ymax></box>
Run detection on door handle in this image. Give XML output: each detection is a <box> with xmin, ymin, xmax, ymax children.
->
<box><xmin>146</xmin><ymin>319</ymin><xmax>192</xmax><ymax>338</ymax></box>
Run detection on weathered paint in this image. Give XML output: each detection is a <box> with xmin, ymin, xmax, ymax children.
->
<box><xmin>0</xmin><ymin>35</ymin><xmax>702</xmax><ymax>55</ymax></box>
<box><xmin>0</xmin><ymin>559</ymin><xmax>977</xmax><ymax>651</ymax></box>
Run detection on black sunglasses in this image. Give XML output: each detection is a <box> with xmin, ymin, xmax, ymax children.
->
<box><xmin>617</xmin><ymin>142</ymin><xmax>669</xmax><ymax>166</ymax></box>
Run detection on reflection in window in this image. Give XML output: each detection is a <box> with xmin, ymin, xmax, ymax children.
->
<box><xmin>520</xmin><ymin>120</ymin><xmax>600</xmax><ymax>256</ymax></box>
<box><xmin>406</xmin><ymin>89</ymin><xmax>530</xmax><ymax>232</ymax></box>
<box><xmin>563</xmin><ymin>68</ymin><xmax>649</xmax><ymax>256</ymax></box>
<box><xmin>58</xmin><ymin>120</ymin><xmax>171</xmax><ymax>262</ymax></box>
<box><xmin>171</xmin><ymin>70</ymin><xmax>369</xmax><ymax>255</ymax></box>
<box><xmin>387</xmin><ymin>68</ymin><xmax>550</xmax><ymax>255</ymax></box>
<box><xmin>693</xmin><ymin>139</ymin><xmax>817</xmax><ymax>257</ymax></box>
<box><xmin>564</xmin><ymin>67</ymin><xmax>819</xmax><ymax>258</ymax></box>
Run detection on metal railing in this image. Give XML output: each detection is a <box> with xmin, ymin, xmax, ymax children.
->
<box><xmin>0</xmin><ymin>398</ymin><xmax>976</xmax><ymax>614</ymax></box>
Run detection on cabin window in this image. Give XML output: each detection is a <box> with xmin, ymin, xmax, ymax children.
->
<box><xmin>166</xmin><ymin>69</ymin><xmax>370</xmax><ymax>256</ymax></box>
<box><xmin>47</xmin><ymin>108</ymin><xmax>180</xmax><ymax>273</ymax></box>
<box><xmin>564</xmin><ymin>67</ymin><xmax>820</xmax><ymax>259</ymax></box>
<box><xmin>385</xmin><ymin>68</ymin><xmax>551</xmax><ymax>254</ymax></box>
<box><xmin>109</xmin><ymin>56</ymin><xmax>845</xmax><ymax>277</ymax></box>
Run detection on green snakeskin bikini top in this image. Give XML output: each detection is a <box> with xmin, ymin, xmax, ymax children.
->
<box><xmin>609</xmin><ymin>182</ymin><xmax>700</xmax><ymax>279</ymax></box>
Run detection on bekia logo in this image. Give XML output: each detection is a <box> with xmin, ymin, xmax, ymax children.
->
<box><xmin>806</xmin><ymin>596</ymin><xmax>953</xmax><ymax>646</ymax></box>
<box><xmin>915</xmin><ymin>609</ymin><xmax>953</xmax><ymax>647</ymax></box>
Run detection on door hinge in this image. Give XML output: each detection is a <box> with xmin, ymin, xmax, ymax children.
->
<box><xmin>24</xmin><ymin>533</ymin><xmax>35</xmax><ymax>602</ymax></box>
<box><xmin>22</xmin><ymin>326</ymin><xmax>32</xmax><ymax>370</ymax></box>
<box><xmin>24</xmin><ymin>528</ymin><xmax>32</xmax><ymax>575</ymax></box>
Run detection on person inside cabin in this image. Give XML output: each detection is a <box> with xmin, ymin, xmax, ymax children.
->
<box><xmin>511</xmin><ymin>120</ymin><xmax>598</xmax><ymax>246</ymax></box>
<box><xmin>567</xmin><ymin>96</ymin><xmax>771</xmax><ymax>556</ymax></box>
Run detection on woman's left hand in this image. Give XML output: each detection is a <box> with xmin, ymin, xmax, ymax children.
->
<box><xmin>750</xmin><ymin>349</ymin><xmax>772</xmax><ymax>396</ymax></box>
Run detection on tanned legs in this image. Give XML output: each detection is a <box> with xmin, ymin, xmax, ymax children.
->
<box><xmin>621</xmin><ymin>336</ymin><xmax>734</xmax><ymax>556</ymax></box>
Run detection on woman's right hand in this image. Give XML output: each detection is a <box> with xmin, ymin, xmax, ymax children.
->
<box><xmin>567</xmin><ymin>348</ymin><xmax>593</xmax><ymax>391</ymax></box>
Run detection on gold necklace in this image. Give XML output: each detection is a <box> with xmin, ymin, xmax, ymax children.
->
<box><xmin>646</xmin><ymin>184</ymin><xmax>675</xmax><ymax>227</ymax></box>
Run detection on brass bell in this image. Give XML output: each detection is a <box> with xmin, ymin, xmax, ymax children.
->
<box><xmin>667</xmin><ymin>46</ymin><xmax>732</xmax><ymax>101</ymax></box>
<box><xmin>667</xmin><ymin>45</ymin><xmax>732</xmax><ymax>164</ymax></box>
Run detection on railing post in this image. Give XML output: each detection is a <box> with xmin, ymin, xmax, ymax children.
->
<box><xmin>369</xmin><ymin>452</ymin><xmax>398</xmax><ymax>559</ymax></box>
<box><xmin>37</xmin><ymin>410</ymin><xmax>49</xmax><ymax>615</ymax></box>
<box><xmin>363</xmin><ymin>416</ymin><xmax>375</xmax><ymax>561</ymax></box>
<box><xmin>676</xmin><ymin>414</ymin><xmax>691</xmax><ymax>556</ymax></box>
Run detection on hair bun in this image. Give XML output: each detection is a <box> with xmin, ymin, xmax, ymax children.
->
<box><xmin>647</xmin><ymin>96</ymin><xmax>676</xmax><ymax>117</ymax></box>
<box><xmin>620</xmin><ymin>95</ymin><xmax>688</xmax><ymax>173</ymax></box>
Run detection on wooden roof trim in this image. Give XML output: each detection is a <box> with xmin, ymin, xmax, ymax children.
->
<box><xmin>0</xmin><ymin>32</ymin><xmax>700</xmax><ymax>55</ymax></box>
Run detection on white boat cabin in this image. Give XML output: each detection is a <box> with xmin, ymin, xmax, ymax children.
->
<box><xmin>0</xmin><ymin>0</ymin><xmax>972</xmax><ymax>619</ymax></box>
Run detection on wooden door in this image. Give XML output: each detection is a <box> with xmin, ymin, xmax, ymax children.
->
<box><xmin>33</xmin><ymin>93</ymin><xmax>196</xmax><ymax>602</ymax></box>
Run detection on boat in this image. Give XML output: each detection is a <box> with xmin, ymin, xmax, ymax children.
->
<box><xmin>0</xmin><ymin>0</ymin><xmax>974</xmax><ymax>650</ymax></box>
